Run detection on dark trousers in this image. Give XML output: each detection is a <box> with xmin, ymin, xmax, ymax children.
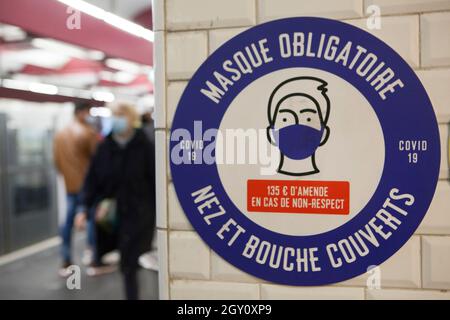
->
<box><xmin>119</xmin><ymin>218</ymin><xmax>154</xmax><ymax>300</ymax></box>
<box><xmin>123</xmin><ymin>269</ymin><xmax>139</xmax><ymax>300</ymax></box>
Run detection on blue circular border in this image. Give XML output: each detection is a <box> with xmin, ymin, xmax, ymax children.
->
<box><xmin>170</xmin><ymin>17</ymin><xmax>440</xmax><ymax>285</ymax></box>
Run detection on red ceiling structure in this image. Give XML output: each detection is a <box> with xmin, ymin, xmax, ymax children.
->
<box><xmin>20</xmin><ymin>58</ymin><xmax>104</xmax><ymax>75</ymax></box>
<box><xmin>0</xmin><ymin>87</ymin><xmax>103</xmax><ymax>104</ymax></box>
<box><xmin>0</xmin><ymin>0</ymin><xmax>153</xmax><ymax>103</ymax></box>
<box><xmin>0</xmin><ymin>0</ymin><xmax>153</xmax><ymax>66</ymax></box>
<box><xmin>134</xmin><ymin>8</ymin><xmax>153</xmax><ymax>30</ymax></box>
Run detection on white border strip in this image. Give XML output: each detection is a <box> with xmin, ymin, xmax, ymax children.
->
<box><xmin>0</xmin><ymin>237</ymin><xmax>61</xmax><ymax>267</ymax></box>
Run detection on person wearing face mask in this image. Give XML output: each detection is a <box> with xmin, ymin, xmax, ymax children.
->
<box><xmin>53</xmin><ymin>101</ymin><xmax>99</xmax><ymax>277</ymax></box>
<box><xmin>266</xmin><ymin>77</ymin><xmax>331</xmax><ymax>176</ymax></box>
<box><xmin>75</xmin><ymin>102</ymin><xmax>156</xmax><ymax>300</ymax></box>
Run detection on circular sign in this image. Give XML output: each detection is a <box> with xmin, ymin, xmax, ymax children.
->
<box><xmin>170</xmin><ymin>17</ymin><xmax>440</xmax><ymax>285</ymax></box>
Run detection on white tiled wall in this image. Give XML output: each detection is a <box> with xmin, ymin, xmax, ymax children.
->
<box><xmin>257</xmin><ymin>0</ymin><xmax>363</xmax><ymax>22</ymax></box>
<box><xmin>422</xmin><ymin>236</ymin><xmax>450</xmax><ymax>289</ymax></box>
<box><xmin>416</xmin><ymin>69</ymin><xmax>450</xmax><ymax>124</ymax></box>
<box><xmin>166</xmin><ymin>0</ymin><xmax>255</xmax><ymax>30</ymax></box>
<box><xmin>211</xmin><ymin>251</ymin><xmax>260</xmax><ymax>283</ymax></box>
<box><xmin>168</xmin><ymin>183</ymin><xmax>193</xmax><ymax>230</ymax></box>
<box><xmin>166</xmin><ymin>31</ymin><xmax>207</xmax><ymax>80</ymax></box>
<box><xmin>345</xmin><ymin>15</ymin><xmax>420</xmax><ymax>68</ymax></box>
<box><xmin>421</xmin><ymin>12</ymin><xmax>450</xmax><ymax>67</ymax></box>
<box><xmin>166</xmin><ymin>81</ymin><xmax>187</xmax><ymax>128</ymax></box>
<box><xmin>261</xmin><ymin>284</ymin><xmax>365</xmax><ymax>300</ymax></box>
<box><xmin>171</xmin><ymin>280</ymin><xmax>260</xmax><ymax>300</ymax></box>
<box><xmin>169</xmin><ymin>231</ymin><xmax>210</xmax><ymax>279</ymax></box>
<box><xmin>336</xmin><ymin>236</ymin><xmax>421</xmax><ymax>288</ymax></box>
<box><xmin>208</xmin><ymin>27</ymin><xmax>248</xmax><ymax>54</ymax></box>
<box><xmin>417</xmin><ymin>181</ymin><xmax>450</xmax><ymax>235</ymax></box>
<box><xmin>154</xmin><ymin>0</ymin><xmax>450</xmax><ymax>300</ymax></box>
<box><xmin>364</xmin><ymin>0</ymin><xmax>450</xmax><ymax>16</ymax></box>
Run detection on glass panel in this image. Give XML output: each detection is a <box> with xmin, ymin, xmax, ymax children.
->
<box><xmin>7</xmin><ymin>127</ymin><xmax>48</xmax><ymax>166</ymax></box>
<box><xmin>11</xmin><ymin>171</ymin><xmax>50</xmax><ymax>215</ymax></box>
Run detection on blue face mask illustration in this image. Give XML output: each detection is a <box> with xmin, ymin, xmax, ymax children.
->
<box><xmin>272</xmin><ymin>124</ymin><xmax>324</xmax><ymax>160</ymax></box>
<box><xmin>111</xmin><ymin>116</ymin><xmax>128</xmax><ymax>134</ymax></box>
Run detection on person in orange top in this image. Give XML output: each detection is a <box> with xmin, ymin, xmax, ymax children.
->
<box><xmin>54</xmin><ymin>102</ymin><xmax>98</xmax><ymax>276</ymax></box>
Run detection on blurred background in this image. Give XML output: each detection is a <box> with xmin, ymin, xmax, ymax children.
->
<box><xmin>0</xmin><ymin>0</ymin><xmax>157</xmax><ymax>299</ymax></box>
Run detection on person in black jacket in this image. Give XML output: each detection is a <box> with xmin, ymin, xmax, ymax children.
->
<box><xmin>75</xmin><ymin>102</ymin><xmax>156</xmax><ymax>300</ymax></box>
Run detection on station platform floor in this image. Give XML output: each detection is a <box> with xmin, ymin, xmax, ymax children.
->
<box><xmin>0</xmin><ymin>235</ymin><xmax>159</xmax><ymax>300</ymax></box>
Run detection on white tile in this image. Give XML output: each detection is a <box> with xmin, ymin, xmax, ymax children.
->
<box><xmin>421</xmin><ymin>12</ymin><xmax>450</xmax><ymax>67</ymax></box>
<box><xmin>416</xmin><ymin>68</ymin><xmax>450</xmax><ymax>124</ymax></box>
<box><xmin>439</xmin><ymin>124</ymin><xmax>449</xmax><ymax>180</ymax></box>
<box><xmin>152</xmin><ymin>0</ymin><xmax>165</xmax><ymax>31</ymax></box>
<box><xmin>261</xmin><ymin>284</ymin><xmax>364</xmax><ymax>300</ymax></box>
<box><xmin>166</xmin><ymin>31</ymin><xmax>208</xmax><ymax>80</ymax></box>
<box><xmin>345</xmin><ymin>15</ymin><xmax>419</xmax><ymax>68</ymax></box>
<box><xmin>209</xmin><ymin>27</ymin><xmax>248</xmax><ymax>54</ymax></box>
<box><xmin>168</xmin><ymin>182</ymin><xmax>193</xmax><ymax>230</ymax></box>
<box><xmin>169</xmin><ymin>231</ymin><xmax>210</xmax><ymax>279</ymax></box>
<box><xmin>364</xmin><ymin>0</ymin><xmax>450</xmax><ymax>15</ymax></box>
<box><xmin>170</xmin><ymin>280</ymin><xmax>260</xmax><ymax>299</ymax></box>
<box><xmin>418</xmin><ymin>181</ymin><xmax>450</xmax><ymax>235</ymax></box>
<box><xmin>167</xmin><ymin>81</ymin><xmax>187</xmax><ymax>128</ymax></box>
<box><xmin>211</xmin><ymin>251</ymin><xmax>260</xmax><ymax>283</ymax></box>
<box><xmin>155</xmin><ymin>130</ymin><xmax>168</xmax><ymax>229</ymax></box>
<box><xmin>337</xmin><ymin>236</ymin><xmax>421</xmax><ymax>288</ymax></box>
<box><xmin>157</xmin><ymin>230</ymin><xmax>169</xmax><ymax>300</ymax></box>
<box><xmin>166</xmin><ymin>0</ymin><xmax>255</xmax><ymax>30</ymax></box>
<box><xmin>153</xmin><ymin>31</ymin><xmax>166</xmax><ymax>129</ymax></box>
<box><xmin>422</xmin><ymin>236</ymin><xmax>450</xmax><ymax>289</ymax></box>
<box><xmin>258</xmin><ymin>0</ymin><xmax>363</xmax><ymax>22</ymax></box>
<box><xmin>367</xmin><ymin>288</ymin><xmax>450</xmax><ymax>300</ymax></box>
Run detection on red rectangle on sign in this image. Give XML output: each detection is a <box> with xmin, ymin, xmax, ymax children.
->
<box><xmin>247</xmin><ymin>180</ymin><xmax>350</xmax><ymax>215</ymax></box>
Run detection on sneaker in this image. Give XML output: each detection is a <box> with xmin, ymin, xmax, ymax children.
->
<box><xmin>86</xmin><ymin>263</ymin><xmax>117</xmax><ymax>277</ymax></box>
<box><xmin>139</xmin><ymin>251</ymin><xmax>158</xmax><ymax>271</ymax></box>
<box><xmin>81</xmin><ymin>249</ymin><xmax>93</xmax><ymax>266</ymax></box>
<box><xmin>58</xmin><ymin>262</ymin><xmax>73</xmax><ymax>278</ymax></box>
<box><xmin>102</xmin><ymin>251</ymin><xmax>120</xmax><ymax>265</ymax></box>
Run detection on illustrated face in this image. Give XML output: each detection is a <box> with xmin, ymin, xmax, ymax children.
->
<box><xmin>273</xmin><ymin>95</ymin><xmax>322</xmax><ymax>131</ymax></box>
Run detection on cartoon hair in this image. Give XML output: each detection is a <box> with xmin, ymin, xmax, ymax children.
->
<box><xmin>268</xmin><ymin>77</ymin><xmax>330</xmax><ymax>125</ymax></box>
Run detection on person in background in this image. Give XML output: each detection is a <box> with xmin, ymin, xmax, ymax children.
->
<box><xmin>138</xmin><ymin>108</ymin><xmax>158</xmax><ymax>271</ymax></box>
<box><xmin>53</xmin><ymin>101</ymin><xmax>98</xmax><ymax>277</ymax></box>
<box><xmin>141</xmin><ymin>108</ymin><xmax>155</xmax><ymax>145</ymax></box>
<box><xmin>75</xmin><ymin>102</ymin><xmax>156</xmax><ymax>300</ymax></box>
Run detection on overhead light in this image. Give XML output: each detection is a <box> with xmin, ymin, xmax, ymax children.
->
<box><xmin>1</xmin><ymin>79</ymin><xmax>58</xmax><ymax>95</ymax></box>
<box><xmin>100</xmin><ymin>71</ymin><xmax>135</xmax><ymax>84</ymax></box>
<box><xmin>93</xmin><ymin>91</ymin><xmax>115</xmax><ymax>103</ymax></box>
<box><xmin>105</xmin><ymin>58</ymin><xmax>143</xmax><ymax>74</ymax></box>
<box><xmin>99</xmin><ymin>71</ymin><xmax>115</xmax><ymax>82</ymax></box>
<box><xmin>57</xmin><ymin>0</ymin><xmax>154</xmax><ymax>42</ymax></box>
<box><xmin>1</xmin><ymin>79</ymin><xmax>120</xmax><ymax>102</ymax></box>
<box><xmin>114</xmin><ymin>71</ymin><xmax>136</xmax><ymax>83</ymax></box>
<box><xmin>2</xmin><ymin>79</ymin><xmax>29</xmax><ymax>91</ymax></box>
<box><xmin>86</xmin><ymin>50</ymin><xmax>105</xmax><ymax>60</ymax></box>
<box><xmin>0</xmin><ymin>24</ymin><xmax>27</xmax><ymax>42</ymax></box>
<box><xmin>29</xmin><ymin>83</ymin><xmax>59</xmax><ymax>95</ymax></box>
<box><xmin>32</xmin><ymin>38</ymin><xmax>105</xmax><ymax>60</ymax></box>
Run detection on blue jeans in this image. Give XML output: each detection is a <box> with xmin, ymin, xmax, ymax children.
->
<box><xmin>61</xmin><ymin>193</ymin><xmax>96</xmax><ymax>264</ymax></box>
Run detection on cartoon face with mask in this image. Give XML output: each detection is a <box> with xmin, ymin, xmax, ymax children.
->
<box><xmin>266</xmin><ymin>77</ymin><xmax>330</xmax><ymax>176</ymax></box>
